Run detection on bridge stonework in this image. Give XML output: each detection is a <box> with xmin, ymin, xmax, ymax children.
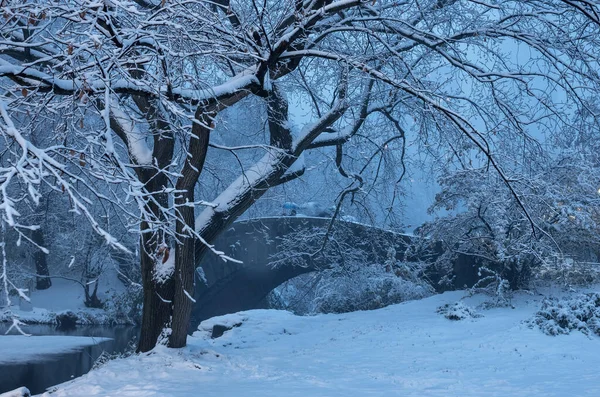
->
<box><xmin>190</xmin><ymin>217</ymin><xmax>477</xmax><ymax>332</ymax></box>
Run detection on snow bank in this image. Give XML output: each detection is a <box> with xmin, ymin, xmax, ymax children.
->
<box><xmin>0</xmin><ymin>387</ymin><xmax>30</xmax><ymax>397</ymax></box>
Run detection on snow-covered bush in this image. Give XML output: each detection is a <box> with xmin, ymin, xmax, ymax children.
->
<box><xmin>313</xmin><ymin>264</ymin><xmax>433</xmax><ymax>314</ymax></box>
<box><xmin>437</xmin><ymin>302</ymin><xmax>481</xmax><ymax>321</ymax></box>
<box><xmin>268</xmin><ymin>222</ymin><xmax>434</xmax><ymax>314</ymax></box>
<box><xmin>270</xmin><ymin>260</ymin><xmax>433</xmax><ymax>315</ymax></box>
<box><xmin>103</xmin><ymin>283</ymin><xmax>143</xmax><ymax>325</ymax></box>
<box><xmin>467</xmin><ymin>266</ymin><xmax>513</xmax><ymax>308</ymax></box>
<box><xmin>529</xmin><ymin>293</ymin><xmax>600</xmax><ymax>337</ymax></box>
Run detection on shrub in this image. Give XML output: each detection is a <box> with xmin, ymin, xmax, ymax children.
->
<box><xmin>529</xmin><ymin>293</ymin><xmax>600</xmax><ymax>336</ymax></box>
<box><xmin>437</xmin><ymin>302</ymin><xmax>481</xmax><ymax>321</ymax></box>
<box><xmin>270</xmin><ymin>260</ymin><xmax>433</xmax><ymax>315</ymax></box>
<box><xmin>103</xmin><ymin>284</ymin><xmax>143</xmax><ymax>325</ymax></box>
<box><xmin>467</xmin><ymin>266</ymin><xmax>513</xmax><ymax>308</ymax></box>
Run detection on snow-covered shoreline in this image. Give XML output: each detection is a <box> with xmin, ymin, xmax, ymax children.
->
<box><xmin>1</xmin><ymin>279</ymin><xmax>136</xmax><ymax>327</ymax></box>
<box><xmin>1</xmin><ymin>306</ymin><xmax>133</xmax><ymax>327</ymax></box>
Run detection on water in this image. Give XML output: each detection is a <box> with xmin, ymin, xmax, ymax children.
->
<box><xmin>0</xmin><ymin>324</ymin><xmax>138</xmax><ymax>395</ymax></box>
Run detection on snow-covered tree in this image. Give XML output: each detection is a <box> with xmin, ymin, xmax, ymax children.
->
<box><xmin>423</xmin><ymin>105</ymin><xmax>600</xmax><ymax>288</ymax></box>
<box><xmin>1</xmin><ymin>0</ymin><xmax>600</xmax><ymax>351</ymax></box>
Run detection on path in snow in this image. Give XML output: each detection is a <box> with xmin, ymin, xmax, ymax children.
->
<box><xmin>46</xmin><ymin>290</ymin><xmax>600</xmax><ymax>397</ymax></box>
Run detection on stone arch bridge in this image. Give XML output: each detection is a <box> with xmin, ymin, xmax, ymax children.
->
<box><xmin>190</xmin><ymin>217</ymin><xmax>476</xmax><ymax>331</ymax></box>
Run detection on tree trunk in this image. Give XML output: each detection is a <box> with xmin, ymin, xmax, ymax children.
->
<box><xmin>168</xmin><ymin>201</ymin><xmax>196</xmax><ymax>348</ymax></box>
<box><xmin>168</xmin><ymin>111</ymin><xmax>211</xmax><ymax>348</ymax></box>
<box><xmin>32</xmin><ymin>227</ymin><xmax>51</xmax><ymax>290</ymax></box>
<box><xmin>28</xmin><ymin>132</ymin><xmax>52</xmax><ymax>291</ymax></box>
<box><xmin>136</xmin><ymin>160</ymin><xmax>175</xmax><ymax>352</ymax></box>
<box><xmin>137</xmin><ymin>226</ymin><xmax>175</xmax><ymax>352</ymax></box>
<box><xmin>84</xmin><ymin>279</ymin><xmax>103</xmax><ymax>308</ymax></box>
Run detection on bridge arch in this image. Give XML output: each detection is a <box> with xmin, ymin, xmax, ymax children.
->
<box><xmin>190</xmin><ymin>217</ymin><xmax>449</xmax><ymax>330</ymax></box>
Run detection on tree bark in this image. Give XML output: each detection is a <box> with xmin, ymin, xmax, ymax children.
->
<box><xmin>136</xmin><ymin>136</ymin><xmax>176</xmax><ymax>352</ymax></box>
<box><xmin>32</xmin><ymin>227</ymin><xmax>51</xmax><ymax>290</ymax></box>
<box><xmin>168</xmin><ymin>201</ymin><xmax>196</xmax><ymax>348</ymax></box>
<box><xmin>169</xmin><ymin>112</ymin><xmax>211</xmax><ymax>348</ymax></box>
<box><xmin>137</xmin><ymin>224</ymin><xmax>175</xmax><ymax>352</ymax></box>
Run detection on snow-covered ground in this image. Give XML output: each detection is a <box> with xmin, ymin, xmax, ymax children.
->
<box><xmin>28</xmin><ymin>279</ymin><xmax>93</xmax><ymax>312</ymax></box>
<box><xmin>45</xmin><ymin>290</ymin><xmax>600</xmax><ymax>397</ymax></box>
<box><xmin>0</xmin><ymin>336</ymin><xmax>111</xmax><ymax>364</ymax></box>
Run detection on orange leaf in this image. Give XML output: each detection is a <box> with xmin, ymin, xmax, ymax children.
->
<box><xmin>161</xmin><ymin>248</ymin><xmax>170</xmax><ymax>264</ymax></box>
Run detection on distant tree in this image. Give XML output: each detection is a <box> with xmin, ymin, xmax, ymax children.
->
<box><xmin>422</xmin><ymin>111</ymin><xmax>600</xmax><ymax>288</ymax></box>
<box><xmin>1</xmin><ymin>0</ymin><xmax>599</xmax><ymax>351</ymax></box>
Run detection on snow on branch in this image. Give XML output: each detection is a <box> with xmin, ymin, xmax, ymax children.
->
<box><xmin>0</xmin><ymin>99</ymin><xmax>129</xmax><ymax>252</ymax></box>
<box><xmin>110</xmin><ymin>102</ymin><xmax>153</xmax><ymax>165</ymax></box>
<box><xmin>0</xmin><ymin>58</ymin><xmax>260</xmax><ymax>107</ymax></box>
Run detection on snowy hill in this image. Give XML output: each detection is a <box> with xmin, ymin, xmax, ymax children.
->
<box><xmin>46</xmin><ymin>290</ymin><xmax>600</xmax><ymax>397</ymax></box>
